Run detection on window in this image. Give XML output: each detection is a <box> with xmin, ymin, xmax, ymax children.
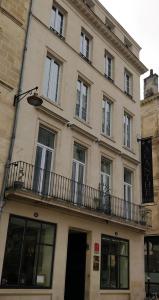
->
<box><xmin>102</xmin><ymin>97</ymin><xmax>112</xmax><ymax>136</ymax></box>
<box><xmin>43</xmin><ymin>56</ymin><xmax>60</xmax><ymax>102</ymax></box>
<box><xmin>124</xmin><ymin>112</ymin><xmax>131</xmax><ymax>148</ymax></box>
<box><xmin>101</xmin><ymin>235</ymin><xmax>129</xmax><ymax>289</ymax></box>
<box><xmin>124</xmin><ymin>70</ymin><xmax>132</xmax><ymax>96</ymax></box>
<box><xmin>76</xmin><ymin>79</ymin><xmax>88</xmax><ymax>121</ymax></box>
<box><xmin>50</xmin><ymin>6</ymin><xmax>64</xmax><ymax>35</ymax></box>
<box><xmin>72</xmin><ymin>143</ymin><xmax>86</xmax><ymax>204</ymax></box>
<box><xmin>80</xmin><ymin>31</ymin><xmax>90</xmax><ymax>60</ymax></box>
<box><xmin>33</xmin><ymin>127</ymin><xmax>55</xmax><ymax>195</ymax></box>
<box><xmin>100</xmin><ymin>158</ymin><xmax>111</xmax><ymax>213</ymax></box>
<box><xmin>145</xmin><ymin>236</ymin><xmax>159</xmax><ymax>296</ymax></box>
<box><xmin>105</xmin><ymin>52</ymin><xmax>113</xmax><ymax>80</ymax></box>
<box><xmin>1</xmin><ymin>215</ymin><xmax>56</xmax><ymax>288</ymax></box>
<box><xmin>124</xmin><ymin>168</ymin><xmax>132</xmax><ymax>219</ymax></box>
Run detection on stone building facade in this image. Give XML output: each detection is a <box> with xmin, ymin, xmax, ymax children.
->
<box><xmin>0</xmin><ymin>0</ymin><xmax>149</xmax><ymax>299</ymax></box>
<box><xmin>0</xmin><ymin>0</ymin><xmax>30</xmax><ymax>197</ymax></box>
<box><xmin>141</xmin><ymin>70</ymin><xmax>159</xmax><ymax>296</ymax></box>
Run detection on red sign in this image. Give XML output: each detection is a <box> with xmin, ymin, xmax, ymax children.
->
<box><xmin>94</xmin><ymin>243</ymin><xmax>99</xmax><ymax>253</ymax></box>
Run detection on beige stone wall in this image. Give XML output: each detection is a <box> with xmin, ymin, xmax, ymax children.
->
<box><xmin>0</xmin><ymin>0</ymin><xmax>30</xmax><ymax>191</ymax></box>
<box><xmin>0</xmin><ymin>201</ymin><xmax>145</xmax><ymax>300</ymax></box>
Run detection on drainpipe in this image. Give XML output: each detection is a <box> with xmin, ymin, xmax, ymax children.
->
<box><xmin>0</xmin><ymin>0</ymin><xmax>33</xmax><ymax>214</ymax></box>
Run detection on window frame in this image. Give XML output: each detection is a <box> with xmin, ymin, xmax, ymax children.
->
<box><xmin>76</xmin><ymin>78</ymin><xmax>89</xmax><ymax>122</ymax></box>
<box><xmin>105</xmin><ymin>51</ymin><xmax>114</xmax><ymax>81</ymax></box>
<box><xmin>50</xmin><ymin>5</ymin><xmax>64</xmax><ymax>37</ymax></box>
<box><xmin>102</xmin><ymin>96</ymin><xmax>112</xmax><ymax>137</ymax></box>
<box><xmin>124</xmin><ymin>69</ymin><xmax>132</xmax><ymax>97</ymax></box>
<box><xmin>124</xmin><ymin>112</ymin><xmax>132</xmax><ymax>149</ymax></box>
<box><xmin>1</xmin><ymin>215</ymin><xmax>57</xmax><ymax>289</ymax></box>
<box><xmin>43</xmin><ymin>55</ymin><xmax>60</xmax><ymax>103</ymax></box>
<box><xmin>100</xmin><ymin>234</ymin><xmax>129</xmax><ymax>290</ymax></box>
<box><xmin>80</xmin><ymin>30</ymin><xmax>91</xmax><ymax>61</ymax></box>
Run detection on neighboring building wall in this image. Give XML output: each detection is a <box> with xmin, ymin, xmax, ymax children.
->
<box><xmin>0</xmin><ymin>0</ymin><xmax>147</xmax><ymax>299</ymax></box>
<box><xmin>0</xmin><ymin>0</ymin><xmax>30</xmax><ymax>192</ymax></box>
<box><xmin>141</xmin><ymin>71</ymin><xmax>159</xmax><ymax>295</ymax></box>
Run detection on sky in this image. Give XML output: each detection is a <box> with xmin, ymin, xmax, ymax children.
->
<box><xmin>99</xmin><ymin>0</ymin><xmax>159</xmax><ymax>99</ymax></box>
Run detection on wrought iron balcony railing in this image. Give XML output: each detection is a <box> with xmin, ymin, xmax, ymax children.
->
<box><xmin>5</xmin><ymin>161</ymin><xmax>151</xmax><ymax>227</ymax></box>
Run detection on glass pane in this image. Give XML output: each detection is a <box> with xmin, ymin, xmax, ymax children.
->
<box><xmin>80</xmin><ymin>32</ymin><xmax>84</xmax><ymax>53</ymax></box>
<box><xmin>101</xmin><ymin>157</ymin><xmax>111</xmax><ymax>175</ymax></box>
<box><xmin>43</xmin><ymin>57</ymin><xmax>51</xmax><ymax>98</ymax></box>
<box><xmin>119</xmin><ymin>241</ymin><xmax>128</xmax><ymax>256</ymax></box>
<box><xmin>41</xmin><ymin>223</ymin><xmax>55</xmax><ymax>245</ymax></box>
<box><xmin>102</xmin><ymin>100</ymin><xmax>105</xmax><ymax>133</ymax></box>
<box><xmin>20</xmin><ymin>221</ymin><xmax>41</xmax><ymax>286</ymax></box>
<box><xmin>50</xmin><ymin>7</ymin><xmax>56</xmax><ymax>28</ymax></box>
<box><xmin>48</xmin><ymin>60</ymin><xmax>59</xmax><ymax>102</ymax></box>
<box><xmin>119</xmin><ymin>257</ymin><xmax>128</xmax><ymax>288</ymax></box>
<box><xmin>33</xmin><ymin>146</ymin><xmax>43</xmax><ymax>192</ymax></box>
<box><xmin>56</xmin><ymin>11</ymin><xmax>63</xmax><ymax>34</ymax></box>
<box><xmin>124</xmin><ymin>169</ymin><xmax>132</xmax><ymax>184</ymax></box>
<box><xmin>82</xmin><ymin>84</ymin><xmax>87</xmax><ymax>121</ymax></box>
<box><xmin>77</xmin><ymin>164</ymin><xmax>84</xmax><ymax>203</ymax></box>
<box><xmin>42</xmin><ymin>150</ymin><xmax>52</xmax><ymax>195</ymax></box>
<box><xmin>76</xmin><ymin>80</ymin><xmax>81</xmax><ymax>117</ymax></box>
<box><xmin>73</xmin><ymin>144</ymin><xmax>85</xmax><ymax>163</ymax></box>
<box><xmin>38</xmin><ymin>127</ymin><xmax>54</xmax><ymax>149</ymax></box>
<box><xmin>84</xmin><ymin>36</ymin><xmax>89</xmax><ymax>58</ymax></box>
<box><xmin>36</xmin><ymin>245</ymin><xmax>53</xmax><ymax>287</ymax></box>
<box><xmin>1</xmin><ymin>217</ymin><xmax>25</xmax><ymax>286</ymax></box>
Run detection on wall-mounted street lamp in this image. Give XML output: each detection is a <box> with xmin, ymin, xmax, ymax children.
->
<box><xmin>13</xmin><ymin>86</ymin><xmax>43</xmax><ymax>107</ymax></box>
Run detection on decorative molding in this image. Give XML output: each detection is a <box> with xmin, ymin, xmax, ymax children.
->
<box><xmin>36</xmin><ymin>105</ymin><xmax>69</xmax><ymax>124</ymax></box>
<box><xmin>98</xmin><ymin>139</ymin><xmax>121</xmax><ymax>155</ymax></box>
<box><xmin>68</xmin><ymin>0</ymin><xmax>147</xmax><ymax>74</ymax></box>
<box><xmin>121</xmin><ymin>153</ymin><xmax>140</xmax><ymax>165</ymax></box>
<box><xmin>70</xmin><ymin>124</ymin><xmax>97</xmax><ymax>141</ymax></box>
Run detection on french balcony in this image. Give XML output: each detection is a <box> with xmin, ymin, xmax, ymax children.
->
<box><xmin>5</xmin><ymin>161</ymin><xmax>152</xmax><ymax>229</ymax></box>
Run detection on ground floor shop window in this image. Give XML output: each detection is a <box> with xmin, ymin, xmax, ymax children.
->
<box><xmin>145</xmin><ymin>236</ymin><xmax>159</xmax><ymax>296</ymax></box>
<box><xmin>1</xmin><ymin>215</ymin><xmax>56</xmax><ymax>288</ymax></box>
<box><xmin>101</xmin><ymin>235</ymin><xmax>129</xmax><ymax>289</ymax></box>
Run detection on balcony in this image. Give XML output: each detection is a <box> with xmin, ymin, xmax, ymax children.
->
<box><xmin>5</xmin><ymin>161</ymin><xmax>151</xmax><ymax>228</ymax></box>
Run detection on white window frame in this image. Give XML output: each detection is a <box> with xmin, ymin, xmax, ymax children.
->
<box><xmin>124</xmin><ymin>168</ymin><xmax>133</xmax><ymax>219</ymax></box>
<box><xmin>43</xmin><ymin>56</ymin><xmax>60</xmax><ymax>103</ymax></box>
<box><xmin>72</xmin><ymin>144</ymin><xmax>86</xmax><ymax>204</ymax></box>
<box><xmin>50</xmin><ymin>6</ymin><xmax>64</xmax><ymax>35</ymax></box>
<box><xmin>76</xmin><ymin>79</ymin><xmax>89</xmax><ymax>122</ymax></box>
<box><xmin>101</xmin><ymin>157</ymin><xmax>112</xmax><ymax>193</ymax></box>
<box><xmin>102</xmin><ymin>97</ymin><xmax>112</xmax><ymax>137</ymax></box>
<box><xmin>124</xmin><ymin>112</ymin><xmax>132</xmax><ymax>149</ymax></box>
<box><xmin>105</xmin><ymin>52</ymin><xmax>113</xmax><ymax>80</ymax></box>
<box><xmin>80</xmin><ymin>31</ymin><xmax>90</xmax><ymax>59</ymax></box>
<box><xmin>124</xmin><ymin>69</ymin><xmax>132</xmax><ymax>96</ymax></box>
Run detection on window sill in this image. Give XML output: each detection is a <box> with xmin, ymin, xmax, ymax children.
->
<box><xmin>141</xmin><ymin>202</ymin><xmax>156</xmax><ymax>207</ymax></box>
<box><xmin>79</xmin><ymin>53</ymin><xmax>92</xmax><ymax>65</ymax></box>
<box><xmin>50</xmin><ymin>27</ymin><xmax>65</xmax><ymax>40</ymax></box>
<box><xmin>122</xmin><ymin>145</ymin><xmax>135</xmax><ymax>155</ymax></box>
<box><xmin>74</xmin><ymin>116</ymin><xmax>92</xmax><ymax>129</ymax></box>
<box><xmin>101</xmin><ymin>133</ymin><xmax>115</xmax><ymax>143</ymax></box>
<box><xmin>41</xmin><ymin>95</ymin><xmax>63</xmax><ymax>111</ymax></box>
<box><xmin>124</xmin><ymin>91</ymin><xmax>133</xmax><ymax>100</ymax></box>
<box><xmin>104</xmin><ymin>74</ymin><xmax>114</xmax><ymax>84</ymax></box>
<box><xmin>100</xmin><ymin>290</ymin><xmax>130</xmax><ymax>294</ymax></box>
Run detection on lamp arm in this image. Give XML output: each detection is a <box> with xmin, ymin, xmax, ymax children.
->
<box><xmin>14</xmin><ymin>86</ymin><xmax>38</xmax><ymax>106</ymax></box>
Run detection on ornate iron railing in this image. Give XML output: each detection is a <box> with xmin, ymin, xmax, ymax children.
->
<box><xmin>5</xmin><ymin>161</ymin><xmax>152</xmax><ymax>227</ymax></box>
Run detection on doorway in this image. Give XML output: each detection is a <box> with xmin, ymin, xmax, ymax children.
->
<box><xmin>64</xmin><ymin>230</ymin><xmax>87</xmax><ymax>300</ymax></box>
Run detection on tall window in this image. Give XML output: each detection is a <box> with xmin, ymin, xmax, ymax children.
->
<box><xmin>43</xmin><ymin>56</ymin><xmax>60</xmax><ymax>102</ymax></box>
<box><xmin>105</xmin><ymin>52</ymin><xmax>113</xmax><ymax>80</ymax></box>
<box><xmin>1</xmin><ymin>215</ymin><xmax>56</xmax><ymax>288</ymax></box>
<box><xmin>76</xmin><ymin>79</ymin><xmax>88</xmax><ymax>121</ymax></box>
<box><xmin>124</xmin><ymin>168</ymin><xmax>132</xmax><ymax>219</ymax></box>
<box><xmin>72</xmin><ymin>143</ymin><xmax>86</xmax><ymax>204</ymax></box>
<box><xmin>124</xmin><ymin>70</ymin><xmax>132</xmax><ymax>96</ymax></box>
<box><xmin>33</xmin><ymin>127</ymin><xmax>55</xmax><ymax>195</ymax></box>
<box><xmin>124</xmin><ymin>112</ymin><xmax>131</xmax><ymax>148</ymax></box>
<box><xmin>102</xmin><ymin>97</ymin><xmax>112</xmax><ymax>136</ymax></box>
<box><xmin>50</xmin><ymin>6</ymin><xmax>64</xmax><ymax>35</ymax></box>
<box><xmin>101</xmin><ymin>235</ymin><xmax>129</xmax><ymax>289</ymax></box>
<box><xmin>80</xmin><ymin>31</ymin><xmax>90</xmax><ymax>59</ymax></box>
<box><xmin>100</xmin><ymin>158</ymin><xmax>111</xmax><ymax>213</ymax></box>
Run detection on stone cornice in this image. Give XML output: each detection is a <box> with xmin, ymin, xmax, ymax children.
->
<box><xmin>68</xmin><ymin>0</ymin><xmax>147</xmax><ymax>74</ymax></box>
<box><xmin>36</xmin><ymin>105</ymin><xmax>69</xmax><ymax>124</ymax></box>
<box><xmin>70</xmin><ymin>124</ymin><xmax>97</xmax><ymax>141</ymax></box>
<box><xmin>140</xmin><ymin>93</ymin><xmax>159</xmax><ymax>106</ymax></box>
<box><xmin>98</xmin><ymin>139</ymin><xmax>121</xmax><ymax>155</ymax></box>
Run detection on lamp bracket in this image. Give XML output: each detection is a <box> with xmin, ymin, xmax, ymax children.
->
<box><xmin>13</xmin><ymin>86</ymin><xmax>38</xmax><ymax>106</ymax></box>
